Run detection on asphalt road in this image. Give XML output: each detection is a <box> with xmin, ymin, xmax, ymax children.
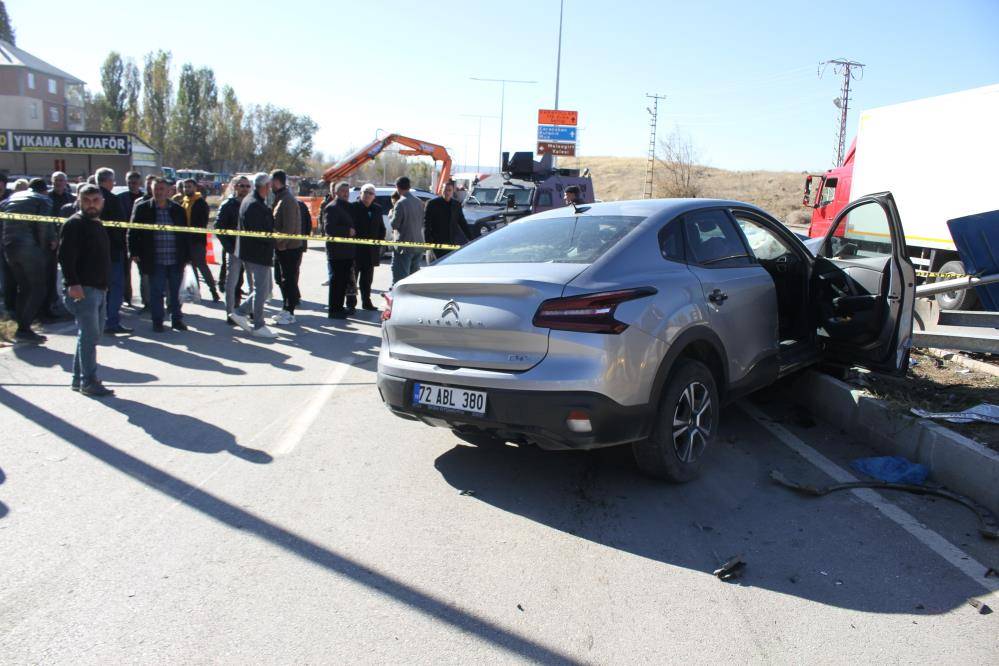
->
<box><xmin>1</xmin><ymin>247</ymin><xmax>997</xmax><ymax>664</ymax></box>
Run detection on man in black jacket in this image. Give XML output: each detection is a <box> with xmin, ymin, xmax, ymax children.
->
<box><xmin>349</xmin><ymin>183</ymin><xmax>383</xmax><ymax>311</ymax></box>
<box><xmin>218</xmin><ymin>175</ymin><xmax>250</xmax><ymax>322</ymax></box>
<box><xmin>59</xmin><ymin>185</ymin><xmax>113</xmax><ymax>397</ymax></box>
<box><xmin>96</xmin><ymin>167</ymin><xmax>131</xmax><ymax>335</ymax></box>
<box><xmin>323</xmin><ymin>181</ymin><xmax>356</xmax><ymax>319</ymax></box>
<box><xmin>116</xmin><ymin>171</ymin><xmax>144</xmax><ymax>309</ymax></box>
<box><xmin>230</xmin><ymin>173</ymin><xmax>277</xmax><ymax>338</ymax></box>
<box><xmin>423</xmin><ymin>180</ymin><xmax>469</xmax><ymax>260</ymax></box>
<box><xmin>128</xmin><ymin>178</ymin><xmax>191</xmax><ymax>333</ymax></box>
<box><xmin>0</xmin><ymin>179</ymin><xmax>57</xmax><ymax>342</ymax></box>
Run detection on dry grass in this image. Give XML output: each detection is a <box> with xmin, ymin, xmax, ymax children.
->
<box><xmin>0</xmin><ymin>317</ymin><xmax>15</xmax><ymax>346</ymax></box>
<box><xmin>562</xmin><ymin>156</ymin><xmax>813</xmax><ymax>227</ymax></box>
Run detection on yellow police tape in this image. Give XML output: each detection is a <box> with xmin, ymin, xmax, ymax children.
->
<box><xmin>915</xmin><ymin>270</ymin><xmax>973</xmax><ymax>279</ymax></box>
<box><xmin>0</xmin><ymin>211</ymin><xmax>461</xmax><ymax>251</ymax></box>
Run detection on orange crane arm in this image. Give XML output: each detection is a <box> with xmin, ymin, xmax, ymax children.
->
<box><xmin>321</xmin><ymin>133</ymin><xmax>452</xmax><ymax>195</ymax></box>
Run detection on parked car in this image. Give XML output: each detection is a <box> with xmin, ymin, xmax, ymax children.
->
<box><xmin>347</xmin><ymin>186</ymin><xmax>435</xmax><ymax>255</ymax></box>
<box><xmin>377</xmin><ymin>194</ymin><xmax>915</xmax><ymax>482</ymax></box>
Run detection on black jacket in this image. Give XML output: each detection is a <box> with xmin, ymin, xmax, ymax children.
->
<box><xmin>100</xmin><ymin>185</ymin><xmax>127</xmax><ymax>261</ymax></box>
<box><xmin>50</xmin><ymin>188</ymin><xmax>76</xmax><ymax>215</ymax></box>
<box><xmin>0</xmin><ymin>190</ymin><xmax>56</xmax><ymax>248</ymax></box>
<box><xmin>237</xmin><ymin>191</ymin><xmax>275</xmax><ymax>266</ymax></box>
<box><xmin>423</xmin><ymin>196</ymin><xmax>469</xmax><ymax>247</ymax></box>
<box><xmin>58</xmin><ymin>212</ymin><xmax>110</xmax><ymax>290</ymax></box>
<box><xmin>297</xmin><ymin>200</ymin><xmax>312</xmax><ymax>237</ymax></box>
<box><xmin>322</xmin><ymin>198</ymin><xmax>355</xmax><ymax>261</ymax></box>
<box><xmin>215</xmin><ymin>196</ymin><xmax>242</xmax><ymax>254</ymax></box>
<box><xmin>349</xmin><ymin>200</ymin><xmax>384</xmax><ymax>267</ymax></box>
<box><xmin>186</xmin><ymin>196</ymin><xmax>210</xmax><ymax>248</ymax></box>
<box><xmin>116</xmin><ymin>189</ymin><xmax>143</xmax><ymax>224</ymax></box>
<box><xmin>128</xmin><ymin>199</ymin><xmax>191</xmax><ymax>274</ymax></box>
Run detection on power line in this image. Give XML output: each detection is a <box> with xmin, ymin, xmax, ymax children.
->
<box><xmin>645</xmin><ymin>93</ymin><xmax>665</xmax><ymax>199</ymax></box>
<box><xmin>819</xmin><ymin>58</ymin><xmax>865</xmax><ymax>166</ymax></box>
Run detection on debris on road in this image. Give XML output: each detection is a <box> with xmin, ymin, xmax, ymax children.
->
<box><xmin>769</xmin><ymin>469</ymin><xmax>999</xmax><ymax>540</ymax></box>
<box><xmin>985</xmin><ymin>567</ymin><xmax>998</xmax><ymax>578</ymax></box>
<box><xmin>517</xmin><ymin>603</ymin><xmax>524</xmax><ymax>612</ymax></box>
<box><xmin>458</xmin><ymin>489</ymin><xmax>476</xmax><ymax>496</ymax></box>
<box><xmin>967</xmin><ymin>598</ymin><xmax>993</xmax><ymax>615</ymax></box>
<box><xmin>911</xmin><ymin>403</ymin><xmax>999</xmax><ymax>425</ymax></box>
<box><xmin>712</xmin><ymin>556</ymin><xmax>746</xmax><ymax>581</ymax></box>
<box><xmin>851</xmin><ymin>456</ymin><xmax>929</xmax><ymax>485</ymax></box>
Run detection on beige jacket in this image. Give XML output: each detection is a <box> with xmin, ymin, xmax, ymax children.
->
<box><xmin>272</xmin><ymin>187</ymin><xmax>304</xmax><ymax>251</ymax></box>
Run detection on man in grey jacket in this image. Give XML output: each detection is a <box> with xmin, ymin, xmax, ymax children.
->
<box><xmin>390</xmin><ymin>176</ymin><xmax>426</xmax><ymax>286</ymax></box>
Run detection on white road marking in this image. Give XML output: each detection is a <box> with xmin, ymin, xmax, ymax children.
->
<box><xmin>269</xmin><ymin>356</ymin><xmax>359</xmax><ymax>457</ymax></box>
<box><xmin>740</xmin><ymin>400</ymin><xmax>999</xmax><ymax>594</ymax></box>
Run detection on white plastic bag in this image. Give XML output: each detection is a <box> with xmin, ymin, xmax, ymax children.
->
<box><xmin>179</xmin><ymin>265</ymin><xmax>201</xmax><ymax>304</ymax></box>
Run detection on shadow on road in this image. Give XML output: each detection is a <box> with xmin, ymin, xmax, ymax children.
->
<box><xmin>0</xmin><ymin>387</ymin><xmax>579</xmax><ymax>665</ymax></box>
<box><xmin>112</xmin><ymin>337</ymin><xmax>246</xmax><ymax>376</ymax></box>
<box><xmin>10</xmin><ymin>345</ymin><xmax>158</xmax><ymax>384</ymax></box>
<box><xmin>432</xmin><ymin>403</ymin><xmax>989</xmax><ymax>616</ymax></box>
<box><xmin>107</xmin><ymin>397</ymin><xmax>272</xmax><ymax>464</ymax></box>
<box><xmin>0</xmin><ymin>466</ymin><xmax>7</xmax><ymax>519</ymax></box>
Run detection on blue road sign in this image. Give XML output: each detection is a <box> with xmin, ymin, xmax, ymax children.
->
<box><xmin>537</xmin><ymin>125</ymin><xmax>577</xmax><ymax>142</ymax></box>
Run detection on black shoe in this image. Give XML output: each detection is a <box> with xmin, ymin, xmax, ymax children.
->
<box><xmin>346</xmin><ymin>296</ymin><xmax>358</xmax><ymax>309</ymax></box>
<box><xmin>71</xmin><ymin>383</ymin><xmax>80</xmax><ymax>392</ymax></box>
<box><xmin>14</xmin><ymin>329</ymin><xmax>46</xmax><ymax>344</ymax></box>
<box><xmin>152</xmin><ymin>321</ymin><xmax>165</xmax><ymax>333</ymax></box>
<box><xmin>104</xmin><ymin>324</ymin><xmax>133</xmax><ymax>335</ymax></box>
<box><xmin>171</xmin><ymin>320</ymin><xmax>188</xmax><ymax>331</ymax></box>
<box><xmin>328</xmin><ymin>309</ymin><xmax>347</xmax><ymax>319</ymax></box>
<box><xmin>81</xmin><ymin>382</ymin><xmax>114</xmax><ymax>398</ymax></box>
<box><xmin>362</xmin><ymin>302</ymin><xmax>378</xmax><ymax>311</ymax></box>
<box><xmin>226</xmin><ymin>315</ymin><xmax>237</xmax><ymax>326</ymax></box>
<box><xmin>346</xmin><ymin>307</ymin><xmax>356</xmax><ymax>316</ymax></box>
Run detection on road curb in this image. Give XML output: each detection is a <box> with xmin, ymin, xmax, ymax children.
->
<box><xmin>791</xmin><ymin>370</ymin><xmax>999</xmax><ymax>515</ymax></box>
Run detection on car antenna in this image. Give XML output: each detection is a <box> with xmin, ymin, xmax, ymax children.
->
<box><xmin>572</xmin><ymin>204</ymin><xmax>590</xmax><ymax>214</ymax></box>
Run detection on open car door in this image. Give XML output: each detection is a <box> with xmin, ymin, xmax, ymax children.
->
<box><xmin>811</xmin><ymin>192</ymin><xmax>915</xmax><ymax>375</ymax></box>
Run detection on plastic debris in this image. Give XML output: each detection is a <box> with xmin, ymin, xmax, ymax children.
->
<box><xmin>713</xmin><ymin>556</ymin><xmax>746</xmax><ymax>581</ymax></box>
<box><xmin>968</xmin><ymin>598</ymin><xmax>993</xmax><ymax>615</ymax></box>
<box><xmin>459</xmin><ymin>489</ymin><xmax>476</xmax><ymax>496</ymax></box>
<box><xmin>851</xmin><ymin>456</ymin><xmax>929</xmax><ymax>485</ymax></box>
<box><xmin>911</xmin><ymin>403</ymin><xmax>999</xmax><ymax>424</ymax></box>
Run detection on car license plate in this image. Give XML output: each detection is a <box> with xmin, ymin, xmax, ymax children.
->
<box><xmin>412</xmin><ymin>383</ymin><xmax>487</xmax><ymax>415</ymax></box>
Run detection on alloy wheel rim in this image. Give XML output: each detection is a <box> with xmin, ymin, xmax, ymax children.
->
<box><xmin>672</xmin><ymin>381</ymin><xmax>712</xmax><ymax>464</ymax></box>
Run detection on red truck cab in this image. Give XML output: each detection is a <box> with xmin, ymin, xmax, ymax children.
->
<box><xmin>804</xmin><ymin>139</ymin><xmax>856</xmax><ymax>238</ymax></box>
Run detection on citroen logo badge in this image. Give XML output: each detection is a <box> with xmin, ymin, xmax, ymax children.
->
<box><xmin>442</xmin><ymin>299</ymin><xmax>460</xmax><ymax>318</ymax></box>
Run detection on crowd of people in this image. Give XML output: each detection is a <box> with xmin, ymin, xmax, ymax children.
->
<box><xmin>0</xmin><ymin>167</ymin><xmax>476</xmax><ymax>397</ymax></box>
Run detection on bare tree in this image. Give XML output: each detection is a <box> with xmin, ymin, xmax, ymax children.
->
<box><xmin>655</xmin><ymin>128</ymin><xmax>704</xmax><ymax>198</ymax></box>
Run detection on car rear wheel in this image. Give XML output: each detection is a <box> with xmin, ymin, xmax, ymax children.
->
<box><xmin>632</xmin><ymin>359</ymin><xmax>719</xmax><ymax>483</ymax></box>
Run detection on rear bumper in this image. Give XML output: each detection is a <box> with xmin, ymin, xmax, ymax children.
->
<box><xmin>376</xmin><ymin>371</ymin><xmax>654</xmax><ymax>450</ymax></box>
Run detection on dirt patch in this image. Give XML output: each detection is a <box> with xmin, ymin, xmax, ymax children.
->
<box><xmin>860</xmin><ymin>349</ymin><xmax>999</xmax><ymax>450</ymax></box>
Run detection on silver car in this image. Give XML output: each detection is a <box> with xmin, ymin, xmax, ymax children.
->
<box><xmin>377</xmin><ymin>194</ymin><xmax>914</xmax><ymax>482</ymax></box>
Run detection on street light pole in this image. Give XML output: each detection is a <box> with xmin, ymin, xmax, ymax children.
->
<box><xmin>470</xmin><ymin>77</ymin><xmax>537</xmax><ymax>169</ymax></box>
<box><xmin>555</xmin><ymin>0</ymin><xmax>564</xmax><ymax>109</ymax></box>
<box><xmin>460</xmin><ymin>114</ymin><xmax>499</xmax><ymax>172</ymax></box>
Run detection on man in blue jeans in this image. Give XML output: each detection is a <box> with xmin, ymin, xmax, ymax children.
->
<box><xmin>128</xmin><ymin>178</ymin><xmax>191</xmax><ymax>332</ymax></box>
<box><xmin>58</xmin><ymin>185</ymin><xmax>114</xmax><ymax>397</ymax></box>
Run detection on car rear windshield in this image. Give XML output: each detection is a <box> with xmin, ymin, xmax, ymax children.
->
<box><xmin>439</xmin><ymin>215</ymin><xmax>645</xmax><ymax>265</ymax></box>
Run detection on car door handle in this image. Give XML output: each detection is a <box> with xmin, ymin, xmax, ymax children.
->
<box><xmin>708</xmin><ymin>289</ymin><xmax>728</xmax><ymax>304</ymax></box>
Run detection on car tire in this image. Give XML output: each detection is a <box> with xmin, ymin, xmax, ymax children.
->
<box><xmin>632</xmin><ymin>359</ymin><xmax>719</xmax><ymax>483</ymax></box>
<box><xmin>934</xmin><ymin>260</ymin><xmax>978</xmax><ymax>311</ymax></box>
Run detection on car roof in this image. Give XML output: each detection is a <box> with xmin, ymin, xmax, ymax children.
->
<box><xmin>524</xmin><ymin>197</ymin><xmax>770</xmax><ymax>221</ymax></box>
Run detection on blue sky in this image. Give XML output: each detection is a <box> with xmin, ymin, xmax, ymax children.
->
<box><xmin>7</xmin><ymin>0</ymin><xmax>999</xmax><ymax>171</ymax></box>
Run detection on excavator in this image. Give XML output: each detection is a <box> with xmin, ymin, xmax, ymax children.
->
<box><xmin>299</xmin><ymin>133</ymin><xmax>452</xmax><ymax>230</ymax></box>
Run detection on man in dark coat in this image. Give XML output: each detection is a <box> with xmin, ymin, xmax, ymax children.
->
<box><xmin>42</xmin><ymin>171</ymin><xmax>76</xmax><ymax>320</ymax></box>
<box><xmin>230</xmin><ymin>173</ymin><xmax>277</xmax><ymax>338</ymax></box>
<box><xmin>116</xmin><ymin>171</ymin><xmax>144</xmax><ymax>310</ymax></box>
<box><xmin>180</xmin><ymin>178</ymin><xmax>219</xmax><ymax>302</ymax></box>
<box><xmin>59</xmin><ymin>184</ymin><xmax>113</xmax><ymax>397</ymax></box>
<box><xmin>349</xmin><ymin>183</ymin><xmax>384</xmax><ymax>311</ymax></box>
<box><xmin>0</xmin><ymin>179</ymin><xmax>57</xmax><ymax>342</ymax></box>
<box><xmin>323</xmin><ymin>181</ymin><xmax>356</xmax><ymax>319</ymax></box>
<box><xmin>423</xmin><ymin>180</ymin><xmax>469</xmax><ymax>260</ymax></box>
<box><xmin>128</xmin><ymin>178</ymin><xmax>191</xmax><ymax>333</ymax></box>
<box><xmin>96</xmin><ymin>167</ymin><xmax>131</xmax><ymax>334</ymax></box>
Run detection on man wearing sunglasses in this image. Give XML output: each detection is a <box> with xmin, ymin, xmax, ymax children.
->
<box><xmin>218</xmin><ymin>176</ymin><xmax>251</xmax><ymax>323</ymax></box>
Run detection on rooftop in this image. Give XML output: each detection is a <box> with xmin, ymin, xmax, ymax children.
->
<box><xmin>0</xmin><ymin>39</ymin><xmax>85</xmax><ymax>85</ymax></box>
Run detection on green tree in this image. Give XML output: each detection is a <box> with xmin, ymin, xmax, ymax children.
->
<box><xmin>122</xmin><ymin>59</ymin><xmax>142</xmax><ymax>136</ymax></box>
<box><xmin>166</xmin><ymin>64</ymin><xmax>219</xmax><ymax>168</ymax></box>
<box><xmin>209</xmin><ymin>85</ymin><xmax>250</xmax><ymax>172</ymax></box>
<box><xmin>99</xmin><ymin>52</ymin><xmax>126</xmax><ymax>131</ymax></box>
<box><xmin>141</xmin><ymin>50</ymin><xmax>172</xmax><ymax>154</ymax></box>
<box><xmin>0</xmin><ymin>1</ymin><xmax>15</xmax><ymax>45</ymax></box>
<box><xmin>83</xmin><ymin>90</ymin><xmax>105</xmax><ymax>132</ymax></box>
<box><xmin>246</xmin><ymin>104</ymin><xmax>318</xmax><ymax>173</ymax></box>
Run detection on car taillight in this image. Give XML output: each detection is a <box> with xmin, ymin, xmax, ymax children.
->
<box><xmin>381</xmin><ymin>293</ymin><xmax>393</xmax><ymax>322</ymax></box>
<box><xmin>532</xmin><ymin>287</ymin><xmax>656</xmax><ymax>334</ymax></box>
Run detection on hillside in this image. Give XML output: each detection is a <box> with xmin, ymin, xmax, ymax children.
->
<box><xmin>561</xmin><ymin>156</ymin><xmax>813</xmax><ymax>227</ymax></box>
